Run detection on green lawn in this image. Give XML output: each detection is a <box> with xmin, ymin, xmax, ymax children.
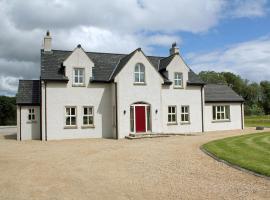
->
<box><xmin>202</xmin><ymin>132</ymin><xmax>270</xmax><ymax>177</ymax></box>
<box><xmin>245</xmin><ymin>115</ymin><xmax>270</xmax><ymax>127</ymax></box>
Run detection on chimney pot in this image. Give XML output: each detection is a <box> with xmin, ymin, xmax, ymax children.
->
<box><xmin>44</xmin><ymin>30</ymin><xmax>52</xmax><ymax>52</ymax></box>
<box><xmin>169</xmin><ymin>42</ymin><xmax>179</xmax><ymax>55</ymax></box>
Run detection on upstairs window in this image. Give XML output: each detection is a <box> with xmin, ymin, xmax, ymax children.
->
<box><xmin>174</xmin><ymin>72</ymin><xmax>183</xmax><ymax>88</ymax></box>
<box><xmin>28</xmin><ymin>108</ymin><xmax>35</xmax><ymax>121</ymax></box>
<box><xmin>73</xmin><ymin>68</ymin><xmax>85</xmax><ymax>85</ymax></box>
<box><xmin>134</xmin><ymin>63</ymin><xmax>145</xmax><ymax>84</ymax></box>
<box><xmin>212</xmin><ymin>105</ymin><xmax>230</xmax><ymax>121</ymax></box>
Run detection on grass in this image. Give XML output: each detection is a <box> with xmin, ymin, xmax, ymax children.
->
<box><xmin>202</xmin><ymin>132</ymin><xmax>270</xmax><ymax>177</ymax></box>
<box><xmin>245</xmin><ymin>115</ymin><xmax>270</xmax><ymax>127</ymax></box>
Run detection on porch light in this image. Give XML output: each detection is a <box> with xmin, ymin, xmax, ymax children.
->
<box><xmin>155</xmin><ymin>109</ymin><xmax>158</xmax><ymax>114</ymax></box>
<box><xmin>123</xmin><ymin>110</ymin><xmax>126</xmax><ymax>115</ymax></box>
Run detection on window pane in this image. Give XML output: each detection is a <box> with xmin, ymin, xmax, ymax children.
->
<box><xmin>89</xmin><ymin>107</ymin><xmax>93</xmax><ymax>115</ymax></box>
<box><xmin>75</xmin><ymin>76</ymin><xmax>78</xmax><ymax>83</ymax></box>
<box><xmin>185</xmin><ymin>114</ymin><xmax>189</xmax><ymax>122</ymax></box>
<box><xmin>221</xmin><ymin>113</ymin><xmax>225</xmax><ymax>119</ymax></box>
<box><xmin>168</xmin><ymin>115</ymin><xmax>171</xmax><ymax>122</ymax></box>
<box><xmin>217</xmin><ymin>113</ymin><xmax>220</xmax><ymax>120</ymax></box>
<box><xmin>32</xmin><ymin>114</ymin><xmax>35</xmax><ymax>120</ymax></box>
<box><xmin>28</xmin><ymin>115</ymin><xmax>31</xmax><ymax>120</ymax></box>
<box><xmin>66</xmin><ymin>108</ymin><xmax>70</xmax><ymax>115</ymax></box>
<box><xmin>135</xmin><ymin>73</ymin><xmax>140</xmax><ymax>82</ymax></box>
<box><xmin>172</xmin><ymin>107</ymin><xmax>175</xmax><ymax>113</ymax></box>
<box><xmin>71</xmin><ymin>108</ymin><xmax>75</xmax><ymax>115</ymax></box>
<box><xmin>225</xmin><ymin>106</ymin><xmax>230</xmax><ymax>119</ymax></box>
<box><xmin>135</xmin><ymin>65</ymin><xmax>139</xmax><ymax>72</ymax></box>
<box><xmin>79</xmin><ymin>77</ymin><xmax>83</xmax><ymax>83</ymax></box>
<box><xmin>140</xmin><ymin>64</ymin><xmax>145</xmax><ymax>72</ymax></box>
<box><xmin>168</xmin><ymin>107</ymin><xmax>171</xmax><ymax>113</ymax></box>
<box><xmin>84</xmin><ymin>108</ymin><xmax>88</xmax><ymax>115</ymax></box>
<box><xmin>140</xmin><ymin>72</ymin><xmax>145</xmax><ymax>82</ymax></box>
<box><xmin>83</xmin><ymin>116</ymin><xmax>88</xmax><ymax>125</ymax></box>
<box><xmin>172</xmin><ymin>115</ymin><xmax>176</xmax><ymax>122</ymax></box>
<box><xmin>71</xmin><ymin>117</ymin><xmax>76</xmax><ymax>125</ymax></box>
<box><xmin>66</xmin><ymin>117</ymin><xmax>70</xmax><ymax>125</ymax></box>
<box><xmin>147</xmin><ymin>106</ymin><xmax>151</xmax><ymax>131</ymax></box>
<box><xmin>89</xmin><ymin>116</ymin><xmax>93</xmax><ymax>125</ymax></box>
<box><xmin>130</xmin><ymin>107</ymin><xmax>134</xmax><ymax>132</ymax></box>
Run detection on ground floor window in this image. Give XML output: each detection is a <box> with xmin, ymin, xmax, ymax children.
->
<box><xmin>28</xmin><ymin>108</ymin><xmax>35</xmax><ymax>121</ymax></box>
<box><xmin>181</xmin><ymin>106</ymin><xmax>189</xmax><ymax>123</ymax></box>
<box><xmin>65</xmin><ymin>107</ymin><xmax>76</xmax><ymax>126</ymax></box>
<box><xmin>168</xmin><ymin>106</ymin><xmax>177</xmax><ymax>123</ymax></box>
<box><xmin>83</xmin><ymin>106</ymin><xmax>94</xmax><ymax>126</ymax></box>
<box><xmin>212</xmin><ymin>105</ymin><xmax>230</xmax><ymax>121</ymax></box>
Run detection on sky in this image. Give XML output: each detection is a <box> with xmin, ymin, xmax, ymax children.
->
<box><xmin>0</xmin><ymin>0</ymin><xmax>270</xmax><ymax>96</ymax></box>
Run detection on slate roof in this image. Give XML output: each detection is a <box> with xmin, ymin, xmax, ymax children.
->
<box><xmin>41</xmin><ymin>48</ymin><xmax>204</xmax><ymax>85</ymax></box>
<box><xmin>16</xmin><ymin>80</ymin><xmax>40</xmax><ymax>105</ymax></box>
<box><xmin>204</xmin><ymin>84</ymin><xmax>244</xmax><ymax>102</ymax></box>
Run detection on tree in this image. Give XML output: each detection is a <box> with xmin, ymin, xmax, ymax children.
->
<box><xmin>0</xmin><ymin>96</ymin><xmax>16</xmax><ymax>125</ymax></box>
<box><xmin>198</xmin><ymin>71</ymin><xmax>226</xmax><ymax>84</ymax></box>
<box><xmin>260</xmin><ymin>81</ymin><xmax>270</xmax><ymax>115</ymax></box>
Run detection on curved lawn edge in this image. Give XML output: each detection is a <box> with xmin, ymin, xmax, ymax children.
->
<box><xmin>200</xmin><ymin>142</ymin><xmax>270</xmax><ymax>181</ymax></box>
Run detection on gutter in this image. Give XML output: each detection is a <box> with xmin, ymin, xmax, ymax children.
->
<box><xmin>201</xmin><ymin>86</ymin><xmax>204</xmax><ymax>132</ymax></box>
<box><xmin>115</xmin><ymin>82</ymin><xmax>118</xmax><ymax>139</ymax></box>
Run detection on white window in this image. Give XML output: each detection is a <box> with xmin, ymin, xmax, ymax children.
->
<box><xmin>73</xmin><ymin>68</ymin><xmax>85</xmax><ymax>85</ymax></box>
<box><xmin>65</xmin><ymin>107</ymin><xmax>76</xmax><ymax>126</ymax></box>
<box><xmin>83</xmin><ymin>106</ymin><xmax>94</xmax><ymax>126</ymax></box>
<box><xmin>212</xmin><ymin>105</ymin><xmax>230</xmax><ymax>121</ymax></box>
<box><xmin>28</xmin><ymin>108</ymin><xmax>35</xmax><ymax>121</ymax></box>
<box><xmin>181</xmin><ymin>106</ymin><xmax>190</xmax><ymax>123</ymax></box>
<box><xmin>168</xmin><ymin>106</ymin><xmax>177</xmax><ymax>123</ymax></box>
<box><xmin>134</xmin><ymin>63</ymin><xmax>145</xmax><ymax>83</ymax></box>
<box><xmin>174</xmin><ymin>72</ymin><xmax>183</xmax><ymax>87</ymax></box>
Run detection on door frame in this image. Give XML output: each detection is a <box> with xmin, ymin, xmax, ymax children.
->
<box><xmin>130</xmin><ymin>103</ymin><xmax>151</xmax><ymax>133</ymax></box>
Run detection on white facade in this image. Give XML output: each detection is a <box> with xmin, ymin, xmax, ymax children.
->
<box><xmin>17</xmin><ymin>43</ymin><xmax>244</xmax><ymax>140</ymax></box>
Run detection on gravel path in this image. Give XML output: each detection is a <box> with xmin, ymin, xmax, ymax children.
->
<box><xmin>0</xmin><ymin>128</ymin><xmax>269</xmax><ymax>200</ymax></box>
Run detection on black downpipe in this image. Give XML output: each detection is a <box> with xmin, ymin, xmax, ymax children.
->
<box><xmin>45</xmin><ymin>81</ymin><xmax>47</xmax><ymax>141</ymax></box>
<box><xmin>40</xmin><ymin>80</ymin><xmax>42</xmax><ymax>140</ymax></box>
<box><xmin>201</xmin><ymin>86</ymin><xmax>204</xmax><ymax>132</ymax></box>
<box><xmin>115</xmin><ymin>83</ymin><xmax>118</xmax><ymax>139</ymax></box>
<box><xmin>20</xmin><ymin>106</ymin><xmax>21</xmax><ymax>141</ymax></box>
<box><xmin>241</xmin><ymin>103</ymin><xmax>244</xmax><ymax>130</ymax></box>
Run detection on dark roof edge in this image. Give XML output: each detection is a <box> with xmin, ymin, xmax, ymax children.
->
<box><xmin>205</xmin><ymin>100</ymin><xmax>244</xmax><ymax>103</ymax></box>
<box><xmin>187</xmin><ymin>82</ymin><xmax>205</xmax><ymax>86</ymax></box>
<box><xmin>41</xmin><ymin>78</ymin><xmax>69</xmax><ymax>82</ymax></box>
<box><xmin>17</xmin><ymin>103</ymin><xmax>41</xmax><ymax>106</ymax></box>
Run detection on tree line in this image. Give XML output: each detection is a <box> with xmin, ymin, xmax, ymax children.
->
<box><xmin>199</xmin><ymin>71</ymin><xmax>270</xmax><ymax>115</ymax></box>
<box><xmin>0</xmin><ymin>71</ymin><xmax>269</xmax><ymax>125</ymax></box>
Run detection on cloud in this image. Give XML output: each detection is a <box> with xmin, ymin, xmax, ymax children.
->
<box><xmin>0</xmin><ymin>0</ymin><xmax>269</xmax><ymax>96</ymax></box>
<box><xmin>187</xmin><ymin>36</ymin><xmax>270</xmax><ymax>82</ymax></box>
<box><xmin>0</xmin><ymin>75</ymin><xmax>22</xmax><ymax>96</ymax></box>
<box><xmin>227</xmin><ymin>0</ymin><xmax>268</xmax><ymax>18</ymax></box>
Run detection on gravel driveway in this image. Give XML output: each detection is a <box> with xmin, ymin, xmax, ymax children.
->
<box><xmin>0</xmin><ymin>128</ymin><xmax>269</xmax><ymax>200</ymax></box>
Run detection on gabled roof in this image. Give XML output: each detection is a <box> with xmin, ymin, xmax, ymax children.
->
<box><xmin>16</xmin><ymin>80</ymin><xmax>40</xmax><ymax>105</ymax></box>
<box><xmin>40</xmin><ymin>48</ymin><xmax>204</xmax><ymax>85</ymax></box>
<box><xmin>159</xmin><ymin>53</ymin><xmax>176</xmax><ymax>71</ymax></box>
<box><xmin>204</xmin><ymin>84</ymin><xmax>244</xmax><ymax>102</ymax></box>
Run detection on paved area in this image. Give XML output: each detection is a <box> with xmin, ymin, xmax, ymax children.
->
<box><xmin>0</xmin><ymin>127</ymin><xmax>269</xmax><ymax>200</ymax></box>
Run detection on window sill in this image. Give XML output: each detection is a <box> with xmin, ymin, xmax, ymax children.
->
<box><xmin>133</xmin><ymin>82</ymin><xmax>146</xmax><ymax>86</ymax></box>
<box><xmin>173</xmin><ymin>86</ymin><xmax>184</xmax><ymax>89</ymax></box>
<box><xmin>27</xmin><ymin>120</ymin><xmax>37</xmax><ymax>124</ymax></box>
<box><xmin>72</xmin><ymin>84</ymin><xmax>85</xmax><ymax>87</ymax></box>
<box><xmin>212</xmin><ymin>120</ymin><xmax>231</xmax><ymax>123</ymax></box>
<box><xmin>180</xmin><ymin>122</ymin><xmax>190</xmax><ymax>125</ymax></box>
<box><xmin>64</xmin><ymin>125</ymin><xmax>77</xmax><ymax>129</ymax></box>
<box><xmin>167</xmin><ymin>122</ymin><xmax>178</xmax><ymax>125</ymax></box>
<box><xmin>81</xmin><ymin>125</ymin><xmax>95</xmax><ymax>129</ymax></box>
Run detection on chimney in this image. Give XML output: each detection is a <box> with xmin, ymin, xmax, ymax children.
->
<box><xmin>169</xmin><ymin>42</ymin><xmax>179</xmax><ymax>55</ymax></box>
<box><xmin>43</xmin><ymin>30</ymin><xmax>52</xmax><ymax>52</ymax></box>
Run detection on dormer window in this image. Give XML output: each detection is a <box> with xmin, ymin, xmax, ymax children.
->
<box><xmin>174</xmin><ymin>72</ymin><xmax>183</xmax><ymax>88</ymax></box>
<box><xmin>73</xmin><ymin>68</ymin><xmax>85</xmax><ymax>86</ymax></box>
<box><xmin>134</xmin><ymin>63</ymin><xmax>145</xmax><ymax>84</ymax></box>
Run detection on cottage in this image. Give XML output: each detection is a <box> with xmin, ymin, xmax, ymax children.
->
<box><xmin>16</xmin><ymin>32</ymin><xmax>244</xmax><ymax>140</ymax></box>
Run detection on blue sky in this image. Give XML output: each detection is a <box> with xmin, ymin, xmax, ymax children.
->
<box><xmin>0</xmin><ymin>0</ymin><xmax>269</xmax><ymax>96</ymax></box>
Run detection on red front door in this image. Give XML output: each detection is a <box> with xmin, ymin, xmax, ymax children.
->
<box><xmin>135</xmin><ymin>106</ymin><xmax>146</xmax><ymax>132</ymax></box>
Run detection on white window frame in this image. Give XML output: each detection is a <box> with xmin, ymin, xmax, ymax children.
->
<box><xmin>65</xmin><ymin>106</ymin><xmax>77</xmax><ymax>127</ymax></box>
<box><xmin>174</xmin><ymin>72</ymin><xmax>183</xmax><ymax>88</ymax></box>
<box><xmin>181</xmin><ymin>105</ymin><xmax>190</xmax><ymax>123</ymax></box>
<box><xmin>212</xmin><ymin>105</ymin><xmax>230</xmax><ymax>121</ymax></box>
<box><xmin>134</xmin><ymin>63</ymin><xmax>145</xmax><ymax>84</ymax></box>
<box><xmin>28</xmin><ymin>108</ymin><xmax>36</xmax><ymax>122</ymax></box>
<box><xmin>73</xmin><ymin>68</ymin><xmax>85</xmax><ymax>86</ymax></box>
<box><xmin>168</xmin><ymin>106</ymin><xmax>177</xmax><ymax>124</ymax></box>
<box><xmin>82</xmin><ymin>106</ymin><xmax>94</xmax><ymax>127</ymax></box>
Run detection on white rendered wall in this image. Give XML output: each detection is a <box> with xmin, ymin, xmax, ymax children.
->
<box><xmin>18</xmin><ymin>106</ymin><xmax>40</xmax><ymax>140</ymax></box>
<box><xmin>161</xmin><ymin>55</ymin><xmax>203</xmax><ymax>133</ymax></box>
<box><xmin>44</xmin><ymin>48</ymin><xmax>113</xmax><ymax>140</ymax></box>
<box><xmin>204</xmin><ymin>103</ymin><xmax>242</xmax><ymax>131</ymax></box>
<box><xmin>115</xmin><ymin>50</ymin><xmax>164</xmax><ymax>138</ymax></box>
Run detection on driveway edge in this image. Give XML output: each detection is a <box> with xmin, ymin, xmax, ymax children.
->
<box><xmin>200</xmin><ymin>146</ymin><xmax>270</xmax><ymax>181</ymax></box>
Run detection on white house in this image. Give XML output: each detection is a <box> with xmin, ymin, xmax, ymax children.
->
<box><xmin>16</xmin><ymin>32</ymin><xmax>244</xmax><ymax>140</ymax></box>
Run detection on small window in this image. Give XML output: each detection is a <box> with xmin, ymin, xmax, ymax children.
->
<box><xmin>212</xmin><ymin>105</ymin><xmax>230</xmax><ymax>121</ymax></box>
<box><xmin>73</xmin><ymin>68</ymin><xmax>85</xmax><ymax>85</ymax></box>
<box><xmin>83</xmin><ymin>107</ymin><xmax>94</xmax><ymax>126</ymax></box>
<box><xmin>174</xmin><ymin>72</ymin><xmax>183</xmax><ymax>87</ymax></box>
<box><xmin>28</xmin><ymin>108</ymin><xmax>35</xmax><ymax>121</ymax></box>
<box><xmin>168</xmin><ymin>106</ymin><xmax>177</xmax><ymax>123</ymax></box>
<box><xmin>65</xmin><ymin>107</ymin><xmax>76</xmax><ymax>126</ymax></box>
<box><xmin>181</xmin><ymin>106</ymin><xmax>190</xmax><ymax>123</ymax></box>
<box><xmin>134</xmin><ymin>63</ymin><xmax>145</xmax><ymax>83</ymax></box>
